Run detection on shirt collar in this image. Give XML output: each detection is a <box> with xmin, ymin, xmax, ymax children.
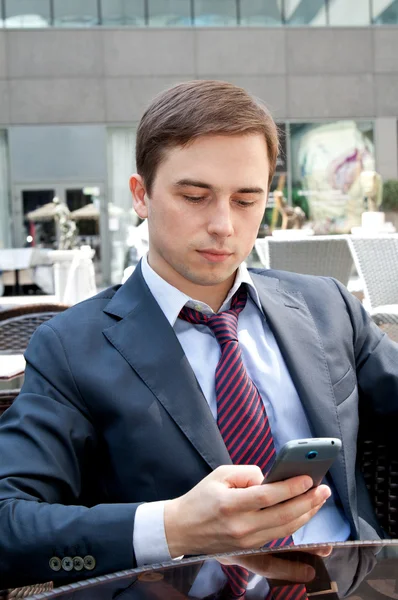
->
<box><xmin>140</xmin><ymin>254</ymin><xmax>263</xmax><ymax>328</ymax></box>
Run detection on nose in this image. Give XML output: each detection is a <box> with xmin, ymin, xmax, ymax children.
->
<box><xmin>207</xmin><ymin>199</ymin><xmax>234</xmax><ymax>239</ymax></box>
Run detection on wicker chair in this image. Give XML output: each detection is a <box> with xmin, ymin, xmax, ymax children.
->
<box><xmin>358</xmin><ymin>407</ymin><xmax>398</xmax><ymax>538</ymax></box>
<box><xmin>347</xmin><ymin>236</ymin><xmax>398</xmax><ymax>342</ymax></box>
<box><xmin>0</xmin><ymin>389</ymin><xmax>20</xmax><ymax>416</ymax></box>
<box><xmin>255</xmin><ymin>236</ymin><xmax>354</xmax><ymax>286</ymax></box>
<box><xmin>0</xmin><ymin>581</ymin><xmax>53</xmax><ymax>599</ymax></box>
<box><xmin>0</xmin><ymin>304</ymin><xmax>69</xmax><ymax>354</ymax></box>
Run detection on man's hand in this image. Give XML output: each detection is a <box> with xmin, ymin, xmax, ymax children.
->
<box><xmin>217</xmin><ymin>546</ymin><xmax>333</xmax><ymax>582</ymax></box>
<box><xmin>164</xmin><ymin>465</ymin><xmax>331</xmax><ymax>558</ymax></box>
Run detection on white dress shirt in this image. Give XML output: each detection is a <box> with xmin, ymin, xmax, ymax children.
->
<box><xmin>133</xmin><ymin>255</ymin><xmax>350</xmax><ymax>570</ymax></box>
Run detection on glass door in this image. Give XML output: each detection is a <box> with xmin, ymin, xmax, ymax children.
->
<box><xmin>13</xmin><ymin>183</ymin><xmax>108</xmax><ymax>287</ymax></box>
<box><xmin>12</xmin><ymin>185</ymin><xmax>56</xmax><ymax>248</ymax></box>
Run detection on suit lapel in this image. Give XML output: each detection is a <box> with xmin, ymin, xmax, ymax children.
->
<box><xmin>250</xmin><ymin>272</ymin><xmax>354</xmax><ymax>528</ymax></box>
<box><xmin>102</xmin><ymin>265</ymin><xmax>354</xmax><ymax>530</ymax></box>
<box><xmin>103</xmin><ymin>264</ymin><xmax>231</xmax><ymax>471</ymax></box>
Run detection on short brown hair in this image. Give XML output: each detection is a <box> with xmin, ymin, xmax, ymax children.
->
<box><xmin>136</xmin><ymin>80</ymin><xmax>279</xmax><ymax>196</ymax></box>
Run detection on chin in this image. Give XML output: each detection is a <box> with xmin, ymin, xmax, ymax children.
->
<box><xmin>185</xmin><ymin>267</ymin><xmax>237</xmax><ymax>287</ymax></box>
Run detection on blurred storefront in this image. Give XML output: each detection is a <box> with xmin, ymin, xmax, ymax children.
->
<box><xmin>0</xmin><ymin>118</ymin><xmax>384</xmax><ymax>288</ymax></box>
<box><xmin>0</xmin><ymin>1</ymin><xmax>397</xmax><ymax>287</ymax></box>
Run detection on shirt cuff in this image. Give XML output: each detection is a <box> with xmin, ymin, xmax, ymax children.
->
<box><xmin>133</xmin><ymin>501</ymin><xmax>172</xmax><ymax>566</ymax></box>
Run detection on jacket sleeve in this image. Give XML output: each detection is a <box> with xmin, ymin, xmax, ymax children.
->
<box><xmin>0</xmin><ymin>324</ymin><xmax>140</xmax><ymax>589</ymax></box>
<box><xmin>330</xmin><ymin>278</ymin><xmax>398</xmax><ymax>445</ymax></box>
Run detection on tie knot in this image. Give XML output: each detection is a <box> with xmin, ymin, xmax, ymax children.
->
<box><xmin>178</xmin><ymin>286</ymin><xmax>247</xmax><ymax>347</ymax></box>
<box><xmin>207</xmin><ymin>310</ymin><xmax>239</xmax><ymax>345</ymax></box>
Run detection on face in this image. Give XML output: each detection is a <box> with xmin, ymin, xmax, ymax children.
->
<box><xmin>130</xmin><ymin>134</ymin><xmax>269</xmax><ymax>300</ymax></box>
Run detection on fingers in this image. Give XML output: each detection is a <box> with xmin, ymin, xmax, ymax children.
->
<box><xmin>230</xmin><ymin>485</ymin><xmax>331</xmax><ymax>548</ymax></box>
<box><xmin>217</xmin><ymin>554</ymin><xmax>316</xmax><ymax>582</ymax></box>
<box><xmin>223</xmin><ymin>475</ymin><xmax>314</xmax><ymax>513</ymax></box>
<box><xmin>217</xmin><ymin>464</ymin><xmax>265</xmax><ymax>489</ymax></box>
<box><xmin>307</xmin><ymin>545</ymin><xmax>333</xmax><ymax>558</ymax></box>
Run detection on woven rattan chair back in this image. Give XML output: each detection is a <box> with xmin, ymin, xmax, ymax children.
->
<box><xmin>347</xmin><ymin>235</ymin><xmax>398</xmax><ymax>311</ymax></box>
<box><xmin>0</xmin><ymin>389</ymin><xmax>19</xmax><ymax>416</ymax></box>
<box><xmin>359</xmin><ymin>439</ymin><xmax>398</xmax><ymax>537</ymax></box>
<box><xmin>358</xmin><ymin>404</ymin><xmax>398</xmax><ymax>538</ymax></box>
<box><xmin>0</xmin><ymin>304</ymin><xmax>68</xmax><ymax>354</ymax></box>
<box><xmin>0</xmin><ymin>581</ymin><xmax>53</xmax><ymax>599</ymax></box>
<box><xmin>255</xmin><ymin>236</ymin><xmax>353</xmax><ymax>286</ymax></box>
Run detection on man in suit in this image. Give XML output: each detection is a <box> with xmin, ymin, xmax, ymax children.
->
<box><xmin>1</xmin><ymin>80</ymin><xmax>397</xmax><ymax>593</ymax></box>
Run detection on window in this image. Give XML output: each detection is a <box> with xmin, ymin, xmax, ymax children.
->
<box><xmin>373</xmin><ymin>0</ymin><xmax>398</xmax><ymax>24</ymax></box>
<box><xmin>285</xmin><ymin>0</ymin><xmax>327</xmax><ymax>26</ymax></box>
<box><xmin>148</xmin><ymin>0</ymin><xmax>191</xmax><ymax>26</ymax></box>
<box><xmin>53</xmin><ymin>0</ymin><xmax>99</xmax><ymax>27</ymax></box>
<box><xmin>101</xmin><ymin>0</ymin><xmax>145</xmax><ymax>26</ymax></box>
<box><xmin>4</xmin><ymin>0</ymin><xmax>51</xmax><ymax>27</ymax></box>
<box><xmin>240</xmin><ymin>0</ymin><xmax>283</xmax><ymax>26</ymax></box>
<box><xmin>329</xmin><ymin>0</ymin><xmax>371</xmax><ymax>25</ymax></box>
<box><xmin>194</xmin><ymin>0</ymin><xmax>237</xmax><ymax>26</ymax></box>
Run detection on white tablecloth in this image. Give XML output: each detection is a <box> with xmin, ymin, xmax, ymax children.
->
<box><xmin>0</xmin><ymin>248</ymin><xmax>52</xmax><ymax>271</ymax></box>
<box><xmin>0</xmin><ymin>354</ymin><xmax>25</xmax><ymax>380</ymax></box>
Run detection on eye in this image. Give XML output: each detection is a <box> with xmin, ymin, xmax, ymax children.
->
<box><xmin>235</xmin><ymin>199</ymin><xmax>255</xmax><ymax>207</ymax></box>
<box><xmin>183</xmin><ymin>195</ymin><xmax>206</xmax><ymax>203</ymax></box>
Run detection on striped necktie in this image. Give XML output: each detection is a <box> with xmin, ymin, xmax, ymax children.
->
<box><xmin>179</xmin><ymin>286</ymin><xmax>307</xmax><ymax>600</ymax></box>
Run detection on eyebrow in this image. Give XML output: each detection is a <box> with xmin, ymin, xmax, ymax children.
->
<box><xmin>174</xmin><ymin>179</ymin><xmax>265</xmax><ymax>195</ymax></box>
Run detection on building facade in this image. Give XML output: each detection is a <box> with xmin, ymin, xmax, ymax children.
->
<box><xmin>0</xmin><ymin>0</ymin><xmax>398</xmax><ymax>285</ymax></box>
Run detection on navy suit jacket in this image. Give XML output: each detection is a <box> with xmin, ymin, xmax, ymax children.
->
<box><xmin>1</xmin><ymin>265</ymin><xmax>398</xmax><ymax>588</ymax></box>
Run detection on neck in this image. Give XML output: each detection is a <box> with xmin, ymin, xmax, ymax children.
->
<box><xmin>147</xmin><ymin>253</ymin><xmax>236</xmax><ymax>313</ymax></box>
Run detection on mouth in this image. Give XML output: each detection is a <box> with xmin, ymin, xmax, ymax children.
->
<box><xmin>197</xmin><ymin>250</ymin><xmax>233</xmax><ymax>263</ymax></box>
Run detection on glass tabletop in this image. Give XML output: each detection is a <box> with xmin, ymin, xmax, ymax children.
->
<box><xmin>10</xmin><ymin>540</ymin><xmax>398</xmax><ymax>600</ymax></box>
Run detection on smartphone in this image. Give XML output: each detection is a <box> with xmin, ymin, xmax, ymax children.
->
<box><xmin>262</xmin><ymin>438</ymin><xmax>342</xmax><ymax>487</ymax></box>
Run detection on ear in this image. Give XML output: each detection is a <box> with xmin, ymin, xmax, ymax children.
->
<box><xmin>129</xmin><ymin>174</ymin><xmax>148</xmax><ymax>219</ymax></box>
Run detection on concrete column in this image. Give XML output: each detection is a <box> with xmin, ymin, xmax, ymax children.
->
<box><xmin>374</xmin><ymin>117</ymin><xmax>398</xmax><ymax>181</ymax></box>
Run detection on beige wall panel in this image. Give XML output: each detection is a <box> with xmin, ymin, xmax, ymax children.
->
<box><xmin>374</xmin><ymin>28</ymin><xmax>398</xmax><ymax>73</ymax></box>
<box><xmin>0</xmin><ymin>32</ymin><xmax>7</xmax><ymax>79</ymax></box>
<box><xmin>196</xmin><ymin>29</ymin><xmax>286</xmax><ymax>75</ymax></box>
<box><xmin>0</xmin><ymin>80</ymin><xmax>10</xmax><ymax>125</ymax></box>
<box><xmin>103</xmin><ymin>30</ymin><xmax>195</xmax><ymax>77</ymax></box>
<box><xmin>10</xmin><ymin>78</ymin><xmax>105</xmax><ymax>124</ymax></box>
<box><xmin>7</xmin><ymin>30</ymin><xmax>103</xmax><ymax>78</ymax></box>
<box><xmin>288</xmin><ymin>74</ymin><xmax>374</xmax><ymax>118</ymax></box>
<box><xmin>286</xmin><ymin>29</ymin><xmax>373</xmax><ymax>75</ymax></box>
<box><xmin>105</xmin><ymin>76</ymin><xmax>193</xmax><ymax>122</ymax></box>
<box><xmin>375</xmin><ymin>75</ymin><xmax>398</xmax><ymax>116</ymax></box>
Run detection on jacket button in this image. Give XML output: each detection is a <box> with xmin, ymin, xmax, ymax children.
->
<box><xmin>73</xmin><ymin>556</ymin><xmax>84</xmax><ymax>571</ymax></box>
<box><xmin>49</xmin><ymin>557</ymin><xmax>62</xmax><ymax>571</ymax></box>
<box><xmin>61</xmin><ymin>557</ymin><xmax>74</xmax><ymax>571</ymax></box>
<box><xmin>83</xmin><ymin>555</ymin><xmax>96</xmax><ymax>571</ymax></box>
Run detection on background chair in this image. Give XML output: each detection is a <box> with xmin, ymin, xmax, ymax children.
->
<box><xmin>0</xmin><ymin>304</ymin><xmax>69</xmax><ymax>354</ymax></box>
<box><xmin>255</xmin><ymin>236</ymin><xmax>354</xmax><ymax>286</ymax></box>
<box><xmin>0</xmin><ymin>389</ymin><xmax>19</xmax><ymax>416</ymax></box>
<box><xmin>358</xmin><ymin>404</ymin><xmax>398</xmax><ymax>538</ymax></box>
<box><xmin>0</xmin><ymin>581</ymin><xmax>53</xmax><ymax>599</ymax></box>
<box><xmin>347</xmin><ymin>236</ymin><xmax>398</xmax><ymax>341</ymax></box>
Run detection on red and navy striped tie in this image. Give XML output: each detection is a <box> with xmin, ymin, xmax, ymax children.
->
<box><xmin>179</xmin><ymin>286</ymin><xmax>307</xmax><ymax>600</ymax></box>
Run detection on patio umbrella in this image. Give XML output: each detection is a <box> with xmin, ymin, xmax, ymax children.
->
<box><xmin>70</xmin><ymin>204</ymin><xmax>99</xmax><ymax>221</ymax></box>
<box><xmin>70</xmin><ymin>203</ymin><xmax>123</xmax><ymax>220</ymax></box>
<box><xmin>26</xmin><ymin>202</ymin><xmax>58</xmax><ymax>222</ymax></box>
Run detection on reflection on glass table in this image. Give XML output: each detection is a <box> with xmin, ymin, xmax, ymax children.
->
<box><xmin>3</xmin><ymin>541</ymin><xmax>398</xmax><ymax>600</ymax></box>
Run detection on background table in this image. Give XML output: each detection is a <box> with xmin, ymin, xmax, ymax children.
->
<box><xmin>0</xmin><ymin>355</ymin><xmax>25</xmax><ymax>392</ymax></box>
